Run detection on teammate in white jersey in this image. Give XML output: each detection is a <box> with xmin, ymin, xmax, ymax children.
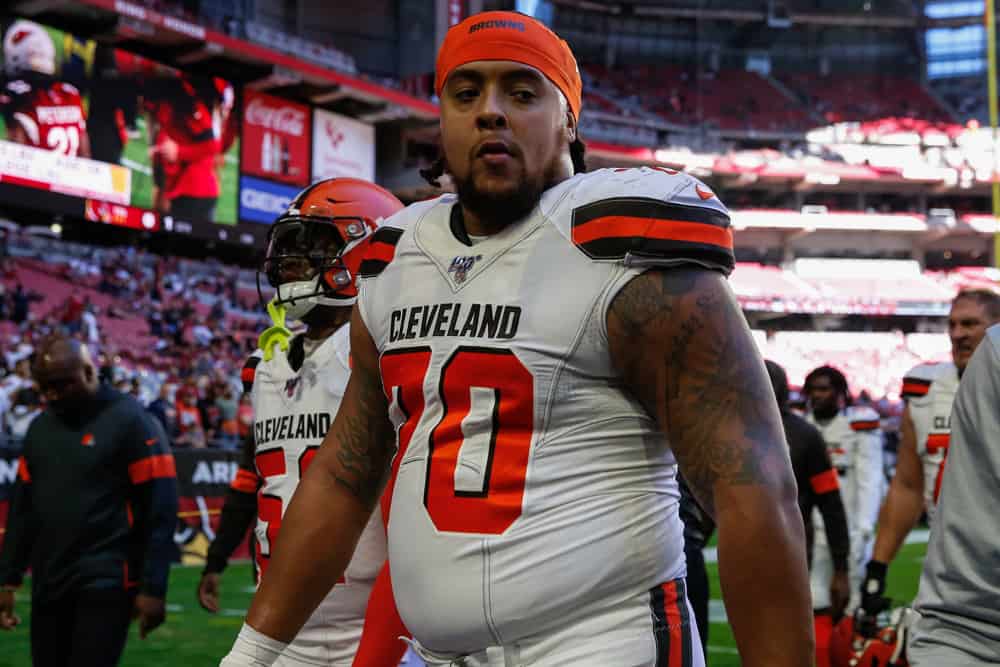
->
<box><xmin>856</xmin><ymin>289</ymin><xmax>1000</xmax><ymax>634</ymax></box>
<box><xmin>803</xmin><ymin>365</ymin><xmax>883</xmax><ymax>661</ymax></box>
<box><xmin>221</xmin><ymin>11</ymin><xmax>813</xmax><ymax>667</ymax></box>
<box><xmin>202</xmin><ymin>178</ymin><xmax>409</xmax><ymax>667</ymax></box>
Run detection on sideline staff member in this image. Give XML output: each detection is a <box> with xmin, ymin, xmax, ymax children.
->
<box><xmin>0</xmin><ymin>337</ymin><xmax>178</xmax><ymax>666</ymax></box>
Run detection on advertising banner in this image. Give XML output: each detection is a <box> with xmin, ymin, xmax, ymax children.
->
<box><xmin>239</xmin><ymin>175</ymin><xmax>300</xmax><ymax>224</ymax></box>
<box><xmin>242</xmin><ymin>90</ymin><xmax>310</xmax><ymax>187</ymax></box>
<box><xmin>0</xmin><ymin>140</ymin><xmax>131</xmax><ymax>203</ymax></box>
<box><xmin>311</xmin><ymin>108</ymin><xmax>374</xmax><ymax>182</ymax></box>
<box><xmin>85</xmin><ymin>198</ymin><xmax>159</xmax><ymax>231</ymax></box>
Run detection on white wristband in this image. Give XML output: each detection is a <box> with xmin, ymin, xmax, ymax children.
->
<box><xmin>219</xmin><ymin>623</ymin><xmax>288</xmax><ymax>667</ymax></box>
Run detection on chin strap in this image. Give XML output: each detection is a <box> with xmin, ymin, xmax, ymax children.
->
<box><xmin>258</xmin><ymin>299</ymin><xmax>293</xmax><ymax>362</ymax></box>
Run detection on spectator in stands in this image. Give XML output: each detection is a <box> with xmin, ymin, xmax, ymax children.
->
<box><xmin>149</xmin><ymin>310</ymin><xmax>165</xmax><ymax>337</ymax></box>
<box><xmin>11</xmin><ymin>284</ymin><xmax>29</xmax><ymax>324</ymax></box>
<box><xmin>147</xmin><ymin>382</ymin><xmax>177</xmax><ymax>443</ymax></box>
<box><xmin>210</xmin><ymin>297</ymin><xmax>226</xmax><ymax>323</ymax></box>
<box><xmin>214</xmin><ymin>380</ymin><xmax>239</xmax><ymax>449</ymax></box>
<box><xmin>6</xmin><ymin>387</ymin><xmax>41</xmax><ymax>441</ymax></box>
<box><xmin>1</xmin><ymin>357</ymin><xmax>33</xmax><ymax>398</ymax></box>
<box><xmin>81</xmin><ymin>303</ymin><xmax>100</xmax><ymax>347</ymax></box>
<box><xmin>192</xmin><ymin>322</ymin><xmax>214</xmax><ymax>347</ymax></box>
<box><xmin>0</xmin><ymin>337</ymin><xmax>178</xmax><ymax>663</ymax></box>
<box><xmin>60</xmin><ymin>294</ymin><xmax>85</xmax><ymax>334</ymax></box>
<box><xmin>174</xmin><ymin>383</ymin><xmax>206</xmax><ymax>448</ymax></box>
<box><xmin>198</xmin><ymin>379</ymin><xmax>221</xmax><ymax>442</ymax></box>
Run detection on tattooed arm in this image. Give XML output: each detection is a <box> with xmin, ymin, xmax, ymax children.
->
<box><xmin>243</xmin><ymin>306</ymin><xmax>395</xmax><ymax>642</ymax></box>
<box><xmin>607</xmin><ymin>268</ymin><xmax>813</xmax><ymax>667</ymax></box>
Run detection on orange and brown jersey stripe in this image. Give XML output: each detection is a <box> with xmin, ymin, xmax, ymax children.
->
<box><xmin>241</xmin><ymin>355</ymin><xmax>261</xmax><ymax>394</ymax></box>
<box><xmin>650</xmin><ymin>578</ymin><xmax>694</xmax><ymax>667</ymax></box>
<box><xmin>810</xmin><ymin>468</ymin><xmax>840</xmax><ymax>495</ymax></box>
<box><xmin>128</xmin><ymin>454</ymin><xmax>177</xmax><ymax>485</ymax></box>
<box><xmin>901</xmin><ymin>376</ymin><xmax>932</xmax><ymax>399</ymax></box>
<box><xmin>230</xmin><ymin>468</ymin><xmax>260</xmax><ymax>494</ymax></box>
<box><xmin>16</xmin><ymin>456</ymin><xmax>30</xmax><ymax>483</ymax></box>
<box><xmin>571</xmin><ymin>197</ymin><xmax>734</xmax><ymax>274</ymax></box>
<box><xmin>850</xmin><ymin>419</ymin><xmax>880</xmax><ymax>432</ymax></box>
<box><xmin>358</xmin><ymin>226</ymin><xmax>403</xmax><ymax>278</ymax></box>
<box><xmin>926</xmin><ymin>432</ymin><xmax>950</xmax><ymax>454</ymax></box>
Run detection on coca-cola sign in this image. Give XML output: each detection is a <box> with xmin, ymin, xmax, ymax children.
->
<box><xmin>241</xmin><ymin>90</ymin><xmax>311</xmax><ymax>187</ymax></box>
<box><xmin>245</xmin><ymin>97</ymin><xmax>307</xmax><ymax>137</ymax></box>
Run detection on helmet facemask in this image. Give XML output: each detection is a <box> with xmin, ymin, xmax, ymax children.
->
<box><xmin>258</xmin><ymin>208</ymin><xmax>373</xmax><ymax>323</ymax></box>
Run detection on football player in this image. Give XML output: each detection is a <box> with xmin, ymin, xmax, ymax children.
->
<box><xmin>803</xmin><ymin>365</ymin><xmax>883</xmax><ymax>651</ymax></box>
<box><xmin>222</xmin><ymin>11</ymin><xmax>812</xmax><ymax>667</ymax></box>
<box><xmin>2</xmin><ymin>19</ymin><xmax>90</xmax><ymax>157</ymax></box>
<box><xmin>199</xmin><ymin>178</ymin><xmax>410</xmax><ymax>667</ymax></box>
<box><xmin>858</xmin><ymin>290</ymin><xmax>1000</xmax><ymax>630</ymax></box>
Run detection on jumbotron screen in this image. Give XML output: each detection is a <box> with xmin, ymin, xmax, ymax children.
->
<box><xmin>0</xmin><ymin>17</ymin><xmax>240</xmax><ymax>231</ymax></box>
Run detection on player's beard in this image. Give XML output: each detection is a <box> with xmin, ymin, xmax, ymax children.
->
<box><xmin>811</xmin><ymin>402</ymin><xmax>839</xmax><ymax>421</ymax></box>
<box><xmin>451</xmin><ymin>157</ymin><xmax>560</xmax><ymax>231</ymax></box>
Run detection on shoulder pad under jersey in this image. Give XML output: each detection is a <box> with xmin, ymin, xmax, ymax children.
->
<box><xmin>358</xmin><ymin>197</ymin><xmax>442</xmax><ymax>279</ymax></box>
<box><xmin>357</xmin><ymin>225</ymin><xmax>403</xmax><ymax>278</ymax></box>
<box><xmin>901</xmin><ymin>362</ymin><xmax>943</xmax><ymax>400</ymax></box>
<box><xmin>241</xmin><ymin>350</ymin><xmax>263</xmax><ymax>394</ymax></box>
<box><xmin>545</xmin><ymin>167</ymin><xmax>734</xmax><ymax>275</ymax></box>
<box><xmin>847</xmin><ymin>405</ymin><xmax>881</xmax><ymax>431</ymax></box>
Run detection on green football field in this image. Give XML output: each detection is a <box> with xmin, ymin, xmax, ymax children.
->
<box><xmin>1</xmin><ymin>541</ymin><xmax>928</xmax><ymax>667</ymax></box>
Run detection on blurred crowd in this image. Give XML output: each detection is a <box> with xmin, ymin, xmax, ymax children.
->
<box><xmin>0</xmin><ymin>229</ymin><xmax>269</xmax><ymax>450</ymax></box>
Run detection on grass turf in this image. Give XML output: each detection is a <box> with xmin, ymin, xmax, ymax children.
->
<box><xmin>2</xmin><ymin>541</ymin><xmax>927</xmax><ymax>666</ymax></box>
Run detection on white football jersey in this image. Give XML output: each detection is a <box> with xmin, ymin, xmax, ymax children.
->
<box><xmin>904</xmin><ymin>362</ymin><xmax>958</xmax><ymax>524</ymax></box>
<box><xmin>806</xmin><ymin>406</ymin><xmax>883</xmax><ymax>531</ymax></box>
<box><xmin>357</xmin><ymin>167</ymin><xmax>734</xmax><ymax>655</ymax></box>
<box><xmin>806</xmin><ymin>405</ymin><xmax>884</xmax><ymax>611</ymax></box>
<box><xmin>249</xmin><ymin>324</ymin><xmax>386</xmax><ymax>665</ymax></box>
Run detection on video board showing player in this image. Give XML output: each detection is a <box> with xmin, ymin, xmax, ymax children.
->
<box><xmin>0</xmin><ymin>17</ymin><xmax>239</xmax><ymax>225</ymax></box>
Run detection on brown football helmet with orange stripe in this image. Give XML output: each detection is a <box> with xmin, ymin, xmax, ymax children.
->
<box><xmin>259</xmin><ymin>178</ymin><xmax>404</xmax><ymax>321</ymax></box>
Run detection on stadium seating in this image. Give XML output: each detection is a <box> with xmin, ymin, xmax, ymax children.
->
<box><xmin>733</xmin><ymin>261</ymin><xmax>961</xmax><ymax>314</ymax></box>
<box><xmin>583</xmin><ymin>64</ymin><xmax>814</xmax><ymax>131</ymax></box>
<box><xmin>780</xmin><ymin>73</ymin><xmax>952</xmax><ymax>125</ymax></box>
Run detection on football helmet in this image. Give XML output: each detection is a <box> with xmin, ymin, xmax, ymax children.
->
<box><xmin>260</xmin><ymin>178</ymin><xmax>403</xmax><ymax>321</ymax></box>
<box><xmin>831</xmin><ymin>609</ymin><xmax>913</xmax><ymax>667</ymax></box>
<box><xmin>3</xmin><ymin>20</ymin><xmax>56</xmax><ymax>76</ymax></box>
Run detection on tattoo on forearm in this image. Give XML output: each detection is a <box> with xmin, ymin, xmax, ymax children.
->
<box><xmin>333</xmin><ymin>364</ymin><xmax>395</xmax><ymax>509</ymax></box>
<box><xmin>609</xmin><ymin>269</ymin><xmax>781</xmax><ymax>515</ymax></box>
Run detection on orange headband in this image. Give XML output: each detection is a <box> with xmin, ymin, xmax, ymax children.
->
<box><xmin>435</xmin><ymin>11</ymin><xmax>583</xmax><ymax>120</ymax></box>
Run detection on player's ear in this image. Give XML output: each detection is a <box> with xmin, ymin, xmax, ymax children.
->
<box><xmin>564</xmin><ymin>109</ymin><xmax>577</xmax><ymax>144</ymax></box>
